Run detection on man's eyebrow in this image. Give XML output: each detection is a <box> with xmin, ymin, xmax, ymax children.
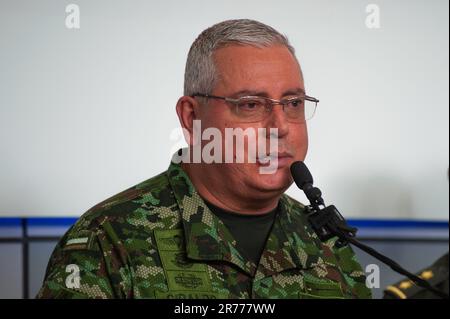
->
<box><xmin>230</xmin><ymin>89</ymin><xmax>268</xmax><ymax>98</ymax></box>
<box><xmin>230</xmin><ymin>88</ymin><xmax>305</xmax><ymax>98</ymax></box>
<box><xmin>282</xmin><ymin>88</ymin><xmax>305</xmax><ymax>96</ymax></box>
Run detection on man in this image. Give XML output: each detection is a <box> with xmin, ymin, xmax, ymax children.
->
<box><xmin>37</xmin><ymin>19</ymin><xmax>371</xmax><ymax>299</ymax></box>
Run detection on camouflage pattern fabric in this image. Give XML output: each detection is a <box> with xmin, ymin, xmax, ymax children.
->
<box><xmin>37</xmin><ymin>155</ymin><xmax>372</xmax><ymax>299</ymax></box>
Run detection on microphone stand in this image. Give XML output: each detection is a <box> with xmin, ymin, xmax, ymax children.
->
<box><xmin>303</xmin><ymin>183</ymin><xmax>449</xmax><ymax>299</ymax></box>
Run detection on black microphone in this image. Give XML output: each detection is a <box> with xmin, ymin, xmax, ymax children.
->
<box><xmin>290</xmin><ymin>161</ymin><xmax>313</xmax><ymax>188</ymax></box>
<box><xmin>290</xmin><ymin>161</ymin><xmax>356</xmax><ymax>245</ymax></box>
<box><xmin>290</xmin><ymin>161</ymin><xmax>323</xmax><ymax>209</ymax></box>
<box><xmin>290</xmin><ymin>161</ymin><xmax>449</xmax><ymax>299</ymax></box>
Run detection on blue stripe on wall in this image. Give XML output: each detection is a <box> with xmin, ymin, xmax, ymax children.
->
<box><xmin>26</xmin><ymin>218</ymin><xmax>78</xmax><ymax>227</ymax></box>
<box><xmin>0</xmin><ymin>218</ymin><xmax>23</xmax><ymax>226</ymax></box>
<box><xmin>348</xmin><ymin>219</ymin><xmax>449</xmax><ymax>229</ymax></box>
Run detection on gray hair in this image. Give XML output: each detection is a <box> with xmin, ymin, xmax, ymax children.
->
<box><xmin>183</xmin><ymin>19</ymin><xmax>297</xmax><ymax>97</ymax></box>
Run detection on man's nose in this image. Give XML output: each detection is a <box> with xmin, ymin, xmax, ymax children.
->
<box><xmin>265</xmin><ymin>104</ymin><xmax>289</xmax><ymax>138</ymax></box>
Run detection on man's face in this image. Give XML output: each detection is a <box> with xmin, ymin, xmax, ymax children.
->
<box><xmin>196</xmin><ymin>44</ymin><xmax>308</xmax><ymax>195</ymax></box>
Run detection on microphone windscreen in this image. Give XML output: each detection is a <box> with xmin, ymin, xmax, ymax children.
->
<box><xmin>290</xmin><ymin>161</ymin><xmax>313</xmax><ymax>190</ymax></box>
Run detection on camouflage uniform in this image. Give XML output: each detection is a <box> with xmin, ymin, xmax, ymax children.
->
<box><xmin>37</xmin><ymin>156</ymin><xmax>372</xmax><ymax>299</ymax></box>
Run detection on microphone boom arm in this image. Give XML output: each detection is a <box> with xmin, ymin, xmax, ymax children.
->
<box><xmin>291</xmin><ymin>161</ymin><xmax>449</xmax><ymax>299</ymax></box>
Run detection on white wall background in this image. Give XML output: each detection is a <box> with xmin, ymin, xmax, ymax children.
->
<box><xmin>0</xmin><ymin>0</ymin><xmax>448</xmax><ymax>219</ymax></box>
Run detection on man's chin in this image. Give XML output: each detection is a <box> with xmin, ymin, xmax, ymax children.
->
<box><xmin>253</xmin><ymin>167</ymin><xmax>292</xmax><ymax>192</ymax></box>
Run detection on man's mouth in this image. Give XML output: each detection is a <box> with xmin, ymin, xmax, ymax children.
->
<box><xmin>257</xmin><ymin>152</ymin><xmax>293</xmax><ymax>167</ymax></box>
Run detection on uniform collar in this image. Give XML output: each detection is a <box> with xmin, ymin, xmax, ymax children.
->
<box><xmin>166</xmin><ymin>154</ymin><xmax>323</xmax><ymax>278</ymax></box>
<box><xmin>254</xmin><ymin>195</ymin><xmax>323</xmax><ymax>280</ymax></box>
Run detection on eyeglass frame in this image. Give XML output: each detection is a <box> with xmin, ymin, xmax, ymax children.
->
<box><xmin>191</xmin><ymin>93</ymin><xmax>319</xmax><ymax>121</ymax></box>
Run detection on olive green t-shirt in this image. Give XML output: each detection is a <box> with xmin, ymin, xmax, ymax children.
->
<box><xmin>205</xmin><ymin>200</ymin><xmax>278</xmax><ymax>266</ymax></box>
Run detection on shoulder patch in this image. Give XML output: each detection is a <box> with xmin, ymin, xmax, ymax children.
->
<box><xmin>63</xmin><ymin>231</ymin><xmax>96</xmax><ymax>251</ymax></box>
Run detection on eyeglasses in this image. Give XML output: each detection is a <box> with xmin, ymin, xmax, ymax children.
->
<box><xmin>191</xmin><ymin>93</ymin><xmax>319</xmax><ymax>123</ymax></box>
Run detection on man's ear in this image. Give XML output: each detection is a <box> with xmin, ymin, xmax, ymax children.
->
<box><xmin>176</xmin><ymin>96</ymin><xmax>200</xmax><ymax>146</ymax></box>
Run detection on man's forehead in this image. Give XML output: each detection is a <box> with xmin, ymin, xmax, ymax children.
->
<box><xmin>213</xmin><ymin>45</ymin><xmax>303</xmax><ymax>95</ymax></box>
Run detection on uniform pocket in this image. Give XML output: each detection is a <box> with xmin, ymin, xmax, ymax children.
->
<box><xmin>298</xmin><ymin>277</ymin><xmax>345</xmax><ymax>299</ymax></box>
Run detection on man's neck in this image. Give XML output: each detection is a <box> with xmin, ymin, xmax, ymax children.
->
<box><xmin>181</xmin><ymin>162</ymin><xmax>282</xmax><ymax>215</ymax></box>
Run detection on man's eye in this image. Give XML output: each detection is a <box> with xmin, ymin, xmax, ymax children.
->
<box><xmin>238</xmin><ymin>101</ymin><xmax>261</xmax><ymax>110</ymax></box>
<box><xmin>287</xmin><ymin>99</ymin><xmax>304</xmax><ymax>107</ymax></box>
